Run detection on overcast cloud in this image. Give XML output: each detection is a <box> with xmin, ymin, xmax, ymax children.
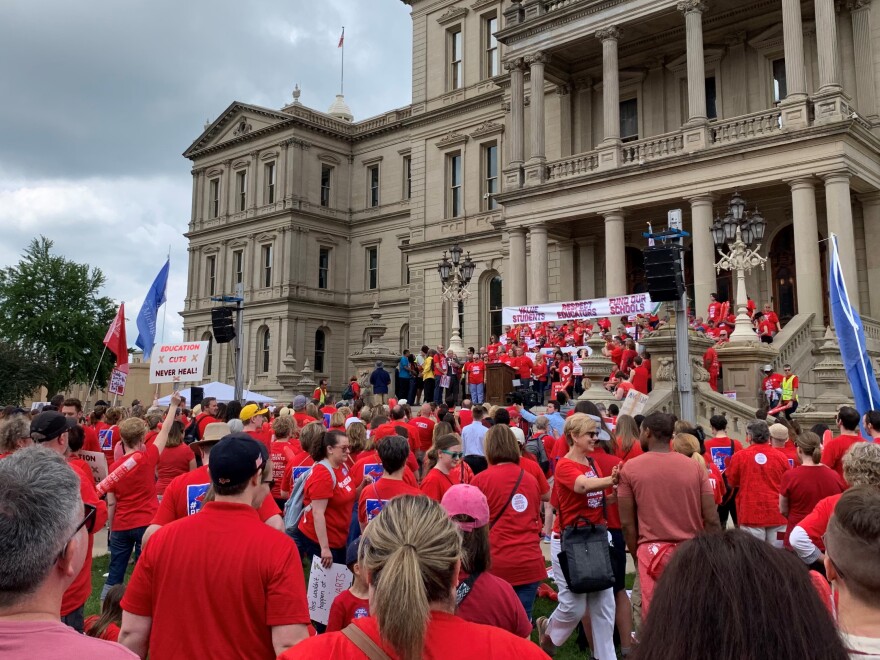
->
<box><xmin>1</xmin><ymin>0</ymin><xmax>412</xmax><ymax>345</ymax></box>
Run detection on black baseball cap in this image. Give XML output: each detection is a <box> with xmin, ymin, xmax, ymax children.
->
<box><xmin>208</xmin><ymin>433</ymin><xmax>269</xmax><ymax>488</ymax></box>
<box><xmin>30</xmin><ymin>411</ymin><xmax>68</xmax><ymax>443</ymax></box>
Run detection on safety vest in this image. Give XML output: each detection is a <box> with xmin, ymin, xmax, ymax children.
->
<box><xmin>781</xmin><ymin>375</ymin><xmax>798</xmax><ymax>401</ymax></box>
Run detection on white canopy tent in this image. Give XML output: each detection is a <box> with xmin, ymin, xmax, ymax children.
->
<box><xmin>155</xmin><ymin>381</ymin><xmax>276</xmax><ymax>406</ymax></box>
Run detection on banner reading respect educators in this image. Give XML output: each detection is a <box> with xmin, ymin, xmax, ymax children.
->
<box><xmin>502</xmin><ymin>293</ymin><xmax>654</xmax><ymax>325</ymax></box>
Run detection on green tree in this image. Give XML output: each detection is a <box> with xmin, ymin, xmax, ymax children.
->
<box><xmin>0</xmin><ymin>237</ymin><xmax>118</xmax><ymax>397</ymax></box>
<box><xmin>0</xmin><ymin>340</ymin><xmax>56</xmax><ymax>405</ymax></box>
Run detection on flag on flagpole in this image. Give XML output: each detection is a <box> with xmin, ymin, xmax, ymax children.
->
<box><xmin>103</xmin><ymin>303</ymin><xmax>129</xmax><ymax>373</ymax></box>
<box><xmin>135</xmin><ymin>258</ymin><xmax>170</xmax><ymax>360</ymax></box>
<box><xmin>829</xmin><ymin>233</ymin><xmax>880</xmax><ymax>419</ymax></box>
<box><xmin>338</xmin><ymin>27</ymin><xmax>344</xmax><ymax>48</ymax></box>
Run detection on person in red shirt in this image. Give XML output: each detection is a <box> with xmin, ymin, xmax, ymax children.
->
<box><xmin>762</xmin><ymin>303</ymin><xmax>781</xmax><ymax>332</ymax></box>
<box><xmin>420</xmin><ymin>435</ymin><xmax>463</xmax><ymax>502</ymax></box>
<box><xmin>239</xmin><ymin>403</ymin><xmax>270</xmax><ymax>449</ymax></box>
<box><xmin>703</xmin><ymin>345</ymin><xmax>720</xmax><ymax>391</ymax></box>
<box><xmin>822</xmin><ymin>405</ymin><xmax>868</xmax><ymax>477</ymax></box>
<box><xmin>357</xmin><ymin>435</ymin><xmax>420</xmax><ymax>530</ymax></box>
<box><xmin>630</xmin><ymin>355</ymin><xmax>650</xmax><ymax>395</ymax></box>
<box><xmin>291</xmin><ymin>395</ymin><xmax>317</xmax><ymax>430</ymax></box>
<box><xmin>269</xmin><ymin>415</ymin><xmax>298</xmax><ymax>509</ymax></box>
<box><xmin>725</xmin><ymin>420</ymin><xmax>791</xmax><ymax>549</ymax></box>
<box><xmin>769</xmin><ymin>423</ymin><xmax>799</xmax><ymax>467</ymax></box>
<box><xmin>102</xmin><ymin>397</ymin><xmax>181</xmax><ymax>600</ymax></box>
<box><xmin>608</xmin><ymin>337</ymin><xmax>624</xmax><ymax>370</ymax></box>
<box><xmin>613</xmin><ymin>414</ymin><xmax>644</xmax><ymax>464</ymax></box>
<box><xmin>280</xmin><ymin>495</ymin><xmax>545</xmax><ymax>660</ymax></box>
<box><xmin>326</xmin><ymin>539</ymin><xmax>370</xmax><ymax>633</ymax></box>
<box><xmin>531</xmin><ymin>353</ymin><xmax>549</xmax><ymax>404</ymax></box>
<box><xmin>761</xmin><ymin>364</ymin><xmax>784</xmax><ymax>408</ymax></box>
<box><xmin>192</xmin><ymin>397</ymin><xmax>220</xmax><ymax>439</ymax></box>
<box><xmin>85</xmin><ymin>584</ymin><xmax>124</xmax><ymax>642</ymax></box>
<box><xmin>755</xmin><ymin>311</ymin><xmax>776</xmax><ymax>343</ymax></box>
<box><xmin>60</xmin><ymin>398</ymin><xmax>101</xmax><ymax>452</ymax></box>
<box><xmin>702</xmin><ymin>414</ymin><xmax>743</xmax><ymax>525</ymax></box>
<box><xmin>466</xmin><ymin>355</ymin><xmax>486</xmax><ymax>404</ymax></box>
<box><xmin>119</xmin><ymin>434</ymin><xmax>310</xmax><ymax>658</ymax></box>
<box><xmin>154</xmin><ymin>421</ymin><xmax>195</xmax><ymax>499</ymax></box>
<box><xmin>512</xmin><ymin>347</ymin><xmax>533</xmax><ymax>389</ymax></box>
<box><xmin>409</xmin><ymin>403</ymin><xmax>437</xmax><ymax>454</ymax></box>
<box><xmin>707</xmin><ymin>293</ymin><xmax>722</xmax><ymax>323</ymax></box>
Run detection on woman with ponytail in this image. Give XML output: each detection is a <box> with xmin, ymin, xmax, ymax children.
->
<box><xmin>779</xmin><ymin>431</ymin><xmax>846</xmax><ymax>549</ymax></box>
<box><xmin>673</xmin><ymin>433</ymin><xmax>725</xmax><ymax>506</ymax></box>
<box><xmin>280</xmin><ymin>495</ymin><xmax>545</xmax><ymax>660</ymax></box>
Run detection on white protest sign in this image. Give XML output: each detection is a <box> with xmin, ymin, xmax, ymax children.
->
<box><xmin>108</xmin><ymin>368</ymin><xmax>127</xmax><ymax>396</ymax></box>
<box><xmin>149</xmin><ymin>342</ymin><xmax>209</xmax><ymax>384</ymax></box>
<box><xmin>619</xmin><ymin>389</ymin><xmax>650</xmax><ymax>417</ymax></box>
<box><xmin>307</xmin><ymin>556</ymin><xmax>353</xmax><ymax>625</ymax></box>
<box><xmin>503</xmin><ymin>293</ymin><xmax>653</xmax><ymax>325</ymax></box>
<box><xmin>79</xmin><ymin>450</ymin><xmax>109</xmax><ymax>484</ymax></box>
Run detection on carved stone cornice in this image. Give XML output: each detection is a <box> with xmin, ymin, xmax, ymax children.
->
<box><xmin>677</xmin><ymin>0</ymin><xmax>708</xmax><ymax>14</ymax></box>
<box><xmin>437</xmin><ymin>6</ymin><xmax>468</xmax><ymax>25</ymax></box>
<box><xmin>470</xmin><ymin>0</ymin><xmax>497</xmax><ymax>10</ymax></box>
<box><xmin>596</xmin><ymin>26</ymin><xmax>621</xmax><ymax>42</ymax></box>
<box><xmin>435</xmin><ymin>132</ymin><xmax>470</xmax><ymax>148</ymax></box>
<box><xmin>470</xmin><ymin>120</ymin><xmax>505</xmax><ymax>137</ymax></box>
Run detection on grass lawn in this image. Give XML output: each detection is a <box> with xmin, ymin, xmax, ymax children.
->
<box><xmin>86</xmin><ymin>554</ymin><xmax>133</xmax><ymax>618</ymax></box>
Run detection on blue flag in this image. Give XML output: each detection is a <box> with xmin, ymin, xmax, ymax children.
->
<box><xmin>829</xmin><ymin>234</ymin><xmax>880</xmax><ymax>420</ymax></box>
<box><xmin>135</xmin><ymin>258</ymin><xmax>170</xmax><ymax>359</ymax></box>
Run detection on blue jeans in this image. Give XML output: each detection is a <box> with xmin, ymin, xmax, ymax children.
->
<box><xmin>513</xmin><ymin>580</ymin><xmax>541</xmax><ymax>622</ymax></box>
<box><xmin>103</xmin><ymin>526</ymin><xmax>146</xmax><ymax>598</ymax></box>
<box><xmin>469</xmin><ymin>383</ymin><xmax>485</xmax><ymax>404</ymax></box>
<box><xmin>292</xmin><ymin>528</ymin><xmax>347</xmax><ymax>566</ymax></box>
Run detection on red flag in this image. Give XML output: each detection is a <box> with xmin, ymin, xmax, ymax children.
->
<box><xmin>103</xmin><ymin>303</ymin><xmax>129</xmax><ymax>372</ymax></box>
<box><xmin>338</xmin><ymin>28</ymin><xmax>344</xmax><ymax>48</ymax></box>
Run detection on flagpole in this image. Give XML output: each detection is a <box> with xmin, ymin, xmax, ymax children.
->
<box><xmin>159</xmin><ymin>247</ymin><xmax>170</xmax><ymax>346</ymax></box>
<box><xmin>85</xmin><ymin>345</ymin><xmax>109</xmax><ymax>407</ymax></box>
<box><xmin>340</xmin><ymin>27</ymin><xmax>345</xmax><ymax>95</ymax></box>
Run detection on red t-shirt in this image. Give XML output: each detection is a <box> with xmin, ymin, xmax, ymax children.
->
<box><xmin>703</xmin><ymin>436</ymin><xmax>743</xmax><ymax>473</ymax></box>
<box><xmin>326</xmin><ymin>589</ymin><xmax>370</xmax><ymax>633</ymax></box>
<box><xmin>82</xmin><ymin>425</ymin><xmax>102</xmax><ymax>453</ymax></box>
<box><xmin>467</xmin><ymin>360</ymin><xmax>486</xmax><ymax>385</ymax></box>
<box><xmin>244</xmin><ymin>428</ymin><xmax>270</xmax><ymax>451</ymax></box>
<box><xmin>758</xmin><ymin>320</ymin><xmax>775</xmax><ymax>337</ymax></box>
<box><xmin>531</xmin><ymin>362</ymin><xmax>548</xmax><ymax>382</ymax></box>
<box><xmin>620</xmin><ymin>349</ymin><xmax>638</xmax><ymax>373</ymax></box>
<box><xmin>279</xmin><ymin>611</ymin><xmax>546</xmax><ymax>659</ymax></box>
<box><xmin>550</xmin><ymin>435</ymin><xmax>569</xmax><ymax>473</ymax></box>
<box><xmin>269</xmin><ymin>441</ymin><xmax>296</xmax><ymax>500</ymax></box>
<box><xmin>293</xmin><ymin>412</ymin><xmax>318</xmax><ymax>429</ymax></box>
<box><xmin>798</xmin><ymin>493</ymin><xmax>842</xmax><ymax>552</ymax></box>
<box><xmin>298</xmin><ymin>463</ymin><xmax>356</xmax><ymax>548</ymax></box>
<box><xmin>62</xmin><ymin>461</ymin><xmax>108</xmax><ymax>616</ymax></box>
<box><xmin>631</xmin><ymin>366</ymin><xmax>649</xmax><ymax>394</ymax></box>
<box><xmin>96</xmin><ymin>423</ymin><xmax>120</xmax><ymax>465</ymax></box>
<box><xmin>420</xmin><ymin>468</ymin><xmax>456</xmax><ymax>502</ymax></box>
<box><xmin>357</xmin><ymin>478</ymin><xmax>421</xmax><ymax>528</ymax></box>
<box><xmin>513</xmin><ymin>355</ymin><xmax>533</xmax><ymax>380</ymax></box>
<box><xmin>777</xmin><ymin>444</ymin><xmax>800</xmax><ymax>468</ymax></box>
<box><xmin>152</xmin><ymin>464</ymin><xmax>280</xmax><ymax>524</ymax></box>
<box><xmin>554</xmin><ymin>457</ymin><xmax>607</xmax><ymax>532</ymax></box>
<box><xmin>762</xmin><ymin>374</ymin><xmax>784</xmax><ymax>393</ymax></box>
<box><xmin>155</xmin><ymin>444</ymin><xmax>194</xmax><ymax>497</ymax></box>
<box><xmin>122</xmin><ymin>502</ymin><xmax>310</xmax><ymax>660</ymax></box>
<box><xmin>108</xmin><ymin>445</ymin><xmax>160</xmax><ymax>531</ymax></box>
<box><xmin>455</xmin><ymin>571</ymin><xmax>532</xmax><ymax>638</ymax></box>
<box><xmin>471</xmin><ymin>464</ymin><xmax>545</xmax><ymax>587</ymax></box>
<box><xmin>195</xmin><ymin>413</ymin><xmax>218</xmax><ymax>438</ymax></box>
<box><xmin>617</xmin><ymin>451</ymin><xmax>713</xmax><ymax>545</ymax></box>
<box><xmin>707</xmin><ymin>461</ymin><xmax>725</xmax><ymax>505</ymax></box>
<box><xmin>822</xmin><ymin>434</ymin><xmax>869</xmax><ymax>477</ymax></box>
<box><xmin>610</xmin><ymin>347</ymin><xmax>624</xmax><ymax>369</ymax></box>
<box><xmin>83</xmin><ymin>616</ymin><xmax>120</xmax><ymax>642</ymax></box>
<box><xmin>458</xmin><ymin>409</ymin><xmax>473</xmax><ymax>428</ymax></box>
<box><xmin>779</xmin><ymin>465</ymin><xmax>846</xmax><ymax>548</ymax></box>
<box><xmin>519</xmin><ymin>456</ymin><xmax>550</xmax><ymax>495</ymax></box>
<box><xmin>280</xmin><ymin>451</ymin><xmax>315</xmax><ymax>495</ymax></box>
<box><xmin>592</xmin><ymin>451</ymin><xmax>623</xmax><ymax>529</ymax></box>
<box><xmin>725</xmin><ymin>445</ymin><xmax>791</xmax><ymax>527</ymax></box>
<box><xmin>410</xmin><ymin>417</ymin><xmax>436</xmax><ymax>452</ymax></box>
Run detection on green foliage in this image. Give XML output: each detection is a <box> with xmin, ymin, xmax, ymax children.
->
<box><xmin>0</xmin><ymin>340</ymin><xmax>56</xmax><ymax>405</ymax></box>
<box><xmin>0</xmin><ymin>237</ymin><xmax>117</xmax><ymax>398</ymax></box>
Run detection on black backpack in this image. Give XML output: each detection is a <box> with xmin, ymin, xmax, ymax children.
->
<box><xmin>342</xmin><ymin>383</ymin><xmax>355</xmax><ymax>400</ymax></box>
<box><xmin>183</xmin><ymin>414</ymin><xmax>204</xmax><ymax>445</ymax></box>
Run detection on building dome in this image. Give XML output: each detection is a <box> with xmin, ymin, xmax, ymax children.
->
<box><xmin>327</xmin><ymin>94</ymin><xmax>353</xmax><ymax>122</ymax></box>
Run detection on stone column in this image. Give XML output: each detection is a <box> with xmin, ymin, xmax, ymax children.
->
<box><xmin>196</xmin><ymin>170</ymin><xmax>206</xmax><ymax>223</ymax></box>
<box><xmin>815</xmin><ymin>0</ymin><xmax>842</xmax><ymax>93</ymax></box>
<box><xmin>788</xmin><ymin>178</ymin><xmax>825</xmax><ymax>328</ymax></box>
<box><xmin>603</xmin><ymin>211</ymin><xmax>627</xmax><ymax>297</ymax></box>
<box><xmin>557</xmin><ymin>240</ymin><xmax>576</xmax><ymax>301</ymax></box>
<box><xmin>688</xmin><ymin>194</ymin><xmax>716</xmax><ymax>317</ymax></box>
<box><xmin>557</xmin><ymin>85</ymin><xmax>573</xmax><ymax>157</ymax></box>
<box><xmin>220</xmin><ymin>160</ymin><xmax>231</xmax><ymax>216</ymax></box>
<box><xmin>576</xmin><ymin>238</ymin><xmax>596</xmax><ymax>299</ymax></box>
<box><xmin>529</xmin><ymin>225</ymin><xmax>549</xmax><ymax>303</ymax></box>
<box><xmin>823</xmin><ymin>171</ymin><xmax>859</xmax><ymax>308</ymax></box>
<box><xmin>781</xmin><ymin>0</ymin><xmax>808</xmax><ymax>101</ymax></box>
<box><xmin>248</xmin><ymin>151</ymin><xmax>259</xmax><ymax>210</ymax></box>
<box><xmin>504</xmin><ymin>58</ymin><xmax>526</xmax><ymax>188</ymax></box>
<box><xmin>596</xmin><ymin>27</ymin><xmax>622</xmax><ymax>170</ymax></box>
<box><xmin>277</xmin><ymin>140</ymin><xmax>289</xmax><ymax>201</ymax></box>
<box><xmin>850</xmin><ymin>0</ymin><xmax>879</xmax><ymax>119</ymax></box>
<box><xmin>678</xmin><ymin>1</ymin><xmax>708</xmax><ymax>125</ymax></box>
<box><xmin>858</xmin><ymin>192</ymin><xmax>880</xmax><ymax>316</ymax></box>
<box><xmin>508</xmin><ymin>228</ymin><xmax>528</xmax><ymax>306</ymax></box>
<box><xmin>190</xmin><ymin>170</ymin><xmax>199</xmax><ymax>226</ymax></box>
<box><xmin>524</xmin><ymin>52</ymin><xmax>550</xmax><ymax>186</ymax></box>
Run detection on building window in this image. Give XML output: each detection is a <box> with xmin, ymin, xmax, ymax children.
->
<box><xmin>209</xmin><ymin>178</ymin><xmax>220</xmax><ymax>218</ymax></box>
<box><xmin>619</xmin><ymin>98</ymin><xmax>639</xmax><ymax>142</ymax></box>
<box><xmin>402</xmin><ymin>155</ymin><xmax>412</xmax><ymax>200</ymax></box>
<box><xmin>400</xmin><ymin>324</ymin><xmax>410</xmax><ymax>353</ymax></box>
<box><xmin>264</xmin><ymin>161</ymin><xmax>276</xmax><ymax>204</ymax></box>
<box><xmin>448</xmin><ymin>152</ymin><xmax>463</xmax><ymax>218</ymax></box>
<box><xmin>368</xmin><ymin>164</ymin><xmax>380</xmax><ymax>207</ymax></box>
<box><xmin>401</xmin><ymin>240</ymin><xmax>410</xmax><ymax>285</ymax></box>
<box><xmin>366</xmin><ymin>246</ymin><xmax>378</xmax><ymax>290</ymax></box>
<box><xmin>318</xmin><ymin>247</ymin><xmax>330</xmax><ymax>289</ymax></box>
<box><xmin>449</xmin><ymin>27</ymin><xmax>463</xmax><ymax>90</ymax></box>
<box><xmin>489</xmin><ymin>275</ymin><xmax>503</xmax><ymax>340</ymax></box>
<box><xmin>314</xmin><ymin>329</ymin><xmax>326</xmax><ymax>373</ymax></box>
<box><xmin>261</xmin><ymin>244</ymin><xmax>272</xmax><ymax>288</ymax></box>
<box><xmin>202</xmin><ymin>332</ymin><xmax>213</xmax><ymax>375</ymax></box>
<box><xmin>236</xmin><ymin>171</ymin><xmax>247</xmax><ymax>211</ymax></box>
<box><xmin>772</xmin><ymin>58</ymin><xmax>787</xmax><ymax>102</ymax></box>
<box><xmin>206</xmin><ymin>255</ymin><xmax>216</xmax><ymax>296</ymax></box>
<box><xmin>260</xmin><ymin>327</ymin><xmax>270</xmax><ymax>373</ymax></box>
<box><xmin>705</xmin><ymin>77</ymin><xmax>717</xmax><ymax>120</ymax></box>
<box><xmin>320</xmin><ymin>164</ymin><xmax>333</xmax><ymax>207</ymax></box>
<box><xmin>233</xmin><ymin>250</ymin><xmax>244</xmax><ymax>286</ymax></box>
<box><xmin>484</xmin><ymin>15</ymin><xmax>499</xmax><ymax>78</ymax></box>
<box><xmin>483</xmin><ymin>143</ymin><xmax>498</xmax><ymax>210</ymax></box>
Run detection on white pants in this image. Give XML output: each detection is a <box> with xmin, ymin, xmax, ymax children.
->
<box><xmin>740</xmin><ymin>525</ymin><xmax>786</xmax><ymax>549</ymax></box>
<box><xmin>548</xmin><ymin>536</ymin><xmax>616</xmax><ymax>659</ymax></box>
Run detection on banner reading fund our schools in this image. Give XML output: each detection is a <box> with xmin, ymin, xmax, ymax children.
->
<box><xmin>149</xmin><ymin>342</ymin><xmax>209</xmax><ymax>384</ymax></box>
<box><xmin>502</xmin><ymin>293</ymin><xmax>654</xmax><ymax>326</ymax></box>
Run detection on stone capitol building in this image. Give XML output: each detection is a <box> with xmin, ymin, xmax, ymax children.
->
<box><xmin>181</xmin><ymin>0</ymin><xmax>880</xmax><ymax>428</ymax></box>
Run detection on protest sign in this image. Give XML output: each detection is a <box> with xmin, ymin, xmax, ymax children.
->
<box><xmin>723</xmin><ymin>391</ymin><xmax>737</xmax><ymax>401</ymax></box>
<box><xmin>307</xmin><ymin>556</ymin><xmax>353</xmax><ymax>625</ymax></box>
<box><xmin>551</xmin><ymin>383</ymin><xmax>565</xmax><ymax>399</ymax></box>
<box><xmin>108</xmin><ymin>368</ymin><xmax>127</xmax><ymax>396</ymax></box>
<box><xmin>79</xmin><ymin>450</ymin><xmax>109</xmax><ymax>484</ymax></box>
<box><xmin>149</xmin><ymin>342</ymin><xmax>209</xmax><ymax>384</ymax></box>
<box><xmin>619</xmin><ymin>389</ymin><xmax>650</xmax><ymax>417</ymax></box>
<box><xmin>503</xmin><ymin>293</ymin><xmax>653</xmax><ymax>325</ymax></box>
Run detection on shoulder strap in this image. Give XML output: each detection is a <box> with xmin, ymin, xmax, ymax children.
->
<box><xmin>455</xmin><ymin>571</ymin><xmax>482</xmax><ymax>608</ymax></box>
<box><xmin>586</xmin><ymin>456</ymin><xmax>608</xmax><ymax>522</ymax></box>
<box><xmin>341</xmin><ymin>623</ymin><xmax>392</xmax><ymax>660</ymax></box>
<box><xmin>318</xmin><ymin>459</ymin><xmax>337</xmax><ymax>488</ymax></box>
<box><xmin>490</xmin><ymin>469</ymin><xmax>524</xmax><ymax>529</ymax></box>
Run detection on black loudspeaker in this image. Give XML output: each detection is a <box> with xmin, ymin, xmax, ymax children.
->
<box><xmin>644</xmin><ymin>245</ymin><xmax>685</xmax><ymax>302</ymax></box>
<box><xmin>190</xmin><ymin>386</ymin><xmax>204</xmax><ymax>409</ymax></box>
<box><xmin>211</xmin><ymin>307</ymin><xmax>236</xmax><ymax>343</ymax></box>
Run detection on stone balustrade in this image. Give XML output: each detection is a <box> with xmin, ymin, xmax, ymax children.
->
<box><xmin>710</xmin><ymin>108</ymin><xmax>784</xmax><ymax>145</ymax></box>
<box><xmin>545</xmin><ymin>152</ymin><xmax>599</xmax><ymax>180</ymax></box>
<box><xmin>622</xmin><ymin>131</ymin><xmax>685</xmax><ymax>164</ymax></box>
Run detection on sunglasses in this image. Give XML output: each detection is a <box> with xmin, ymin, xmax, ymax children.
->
<box><xmin>335</xmin><ymin>444</ymin><xmax>351</xmax><ymax>453</ymax></box>
<box><xmin>58</xmin><ymin>503</ymin><xmax>97</xmax><ymax>562</ymax></box>
<box><xmin>441</xmin><ymin>450</ymin><xmax>463</xmax><ymax>460</ymax></box>
<box><xmin>582</xmin><ymin>431</ymin><xmax>599</xmax><ymax>439</ymax></box>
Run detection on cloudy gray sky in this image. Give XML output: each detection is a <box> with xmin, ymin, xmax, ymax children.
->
<box><xmin>0</xmin><ymin>0</ymin><xmax>412</xmax><ymax>346</ymax></box>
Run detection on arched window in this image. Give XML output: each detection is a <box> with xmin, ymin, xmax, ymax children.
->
<box><xmin>202</xmin><ymin>332</ymin><xmax>213</xmax><ymax>376</ymax></box>
<box><xmin>400</xmin><ymin>323</ymin><xmax>410</xmax><ymax>353</ymax></box>
<box><xmin>488</xmin><ymin>275</ymin><xmax>503</xmax><ymax>340</ymax></box>
<box><xmin>259</xmin><ymin>327</ymin><xmax>271</xmax><ymax>374</ymax></box>
<box><xmin>315</xmin><ymin>329</ymin><xmax>326</xmax><ymax>373</ymax></box>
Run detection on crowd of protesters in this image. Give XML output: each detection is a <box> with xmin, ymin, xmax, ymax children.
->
<box><xmin>1</xmin><ymin>362</ymin><xmax>878</xmax><ymax>659</ymax></box>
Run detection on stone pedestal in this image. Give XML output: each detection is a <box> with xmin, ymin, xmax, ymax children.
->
<box><xmin>276</xmin><ymin>347</ymin><xmax>301</xmax><ymax>401</ymax></box>
<box><xmin>596</xmin><ymin>142</ymin><xmax>622</xmax><ymax>170</ymax></box>
<box><xmin>577</xmin><ymin>336</ymin><xmax>618</xmax><ymax>405</ymax></box>
<box><xmin>348</xmin><ymin>303</ymin><xmax>399</xmax><ymax>402</ymax></box>
<box><xmin>812</xmin><ymin>91</ymin><xmax>852</xmax><ymax>125</ymax></box>
<box><xmin>296</xmin><ymin>359</ymin><xmax>317</xmax><ymax>397</ymax></box>
<box><xmin>780</xmin><ymin>99</ymin><xmax>810</xmax><ymax>130</ymax></box>
<box><xmin>795</xmin><ymin>327</ymin><xmax>856</xmax><ymax>427</ymax></box>
<box><xmin>523</xmin><ymin>160</ymin><xmax>547</xmax><ymax>186</ymax></box>
<box><xmin>682</xmin><ymin>123</ymin><xmax>710</xmax><ymax>152</ymax></box>
<box><xmin>714</xmin><ymin>342</ymin><xmax>778</xmax><ymax>410</ymax></box>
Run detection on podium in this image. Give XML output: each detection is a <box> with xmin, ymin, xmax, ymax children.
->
<box><xmin>486</xmin><ymin>364</ymin><xmax>515</xmax><ymax>405</ymax></box>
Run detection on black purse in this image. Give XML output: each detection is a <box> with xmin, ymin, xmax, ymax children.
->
<box><xmin>556</xmin><ymin>457</ymin><xmax>615</xmax><ymax>594</ymax></box>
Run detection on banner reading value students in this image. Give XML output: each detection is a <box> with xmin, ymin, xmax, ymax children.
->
<box><xmin>502</xmin><ymin>293</ymin><xmax>654</xmax><ymax>326</ymax></box>
<box><xmin>149</xmin><ymin>342</ymin><xmax>209</xmax><ymax>384</ymax></box>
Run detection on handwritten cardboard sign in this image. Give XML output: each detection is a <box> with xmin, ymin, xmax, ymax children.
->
<box><xmin>307</xmin><ymin>556</ymin><xmax>353</xmax><ymax>625</ymax></box>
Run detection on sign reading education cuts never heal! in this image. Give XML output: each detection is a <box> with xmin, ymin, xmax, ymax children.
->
<box><xmin>502</xmin><ymin>293</ymin><xmax>654</xmax><ymax>326</ymax></box>
<box><xmin>149</xmin><ymin>342</ymin><xmax>209</xmax><ymax>384</ymax></box>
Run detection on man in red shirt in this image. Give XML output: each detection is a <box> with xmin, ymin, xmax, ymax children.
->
<box><xmin>707</xmin><ymin>293</ymin><xmax>722</xmax><ymax>323</ymax></box>
<box><xmin>409</xmin><ymin>403</ymin><xmax>436</xmax><ymax>455</ymax></box>
<box><xmin>630</xmin><ymin>356</ymin><xmax>650</xmax><ymax>395</ymax></box>
<box><xmin>60</xmin><ymin>398</ymin><xmax>101</xmax><ymax>453</ymax></box>
<box><xmin>726</xmin><ymin>420</ymin><xmax>790</xmax><ymax>548</ymax></box>
<box><xmin>119</xmin><ymin>435</ymin><xmax>310</xmax><ymax>658</ymax></box>
<box><xmin>762</xmin><ymin>303</ymin><xmax>781</xmax><ymax>332</ymax></box>
<box><xmin>194</xmin><ymin>397</ymin><xmax>220</xmax><ymax>438</ymax></box>
<box><xmin>822</xmin><ymin>406</ymin><xmax>868</xmax><ymax>477</ymax></box>
<box><xmin>513</xmin><ymin>347</ymin><xmax>533</xmax><ymax>389</ymax></box>
<box><xmin>291</xmin><ymin>395</ymin><xmax>317</xmax><ymax>430</ymax></box>
<box><xmin>466</xmin><ymin>354</ymin><xmax>486</xmax><ymax>404</ymax></box>
<box><xmin>703</xmin><ymin>414</ymin><xmax>742</xmax><ymax>527</ymax></box>
<box><xmin>240</xmin><ymin>404</ymin><xmax>270</xmax><ymax>448</ymax></box>
<box><xmin>618</xmin><ymin>412</ymin><xmax>720</xmax><ymax>618</ymax></box>
<box><xmin>761</xmin><ymin>364</ymin><xmax>783</xmax><ymax>408</ymax></box>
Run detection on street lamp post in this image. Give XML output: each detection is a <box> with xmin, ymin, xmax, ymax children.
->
<box><xmin>712</xmin><ymin>191</ymin><xmax>768</xmax><ymax>343</ymax></box>
<box><xmin>437</xmin><ymin>244</ymin><xmax>475</xmax><ymax>356</ymax></box>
